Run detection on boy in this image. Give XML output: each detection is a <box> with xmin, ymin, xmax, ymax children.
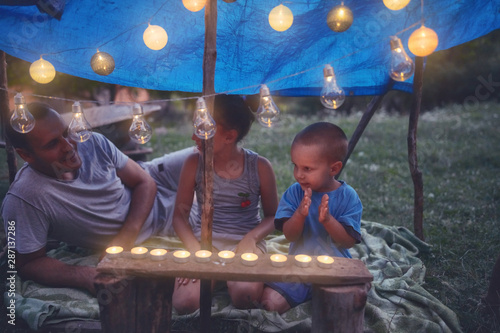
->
<box><xmin>261</xmin><ymin>122</ymin><xmax>362</xmax><ymax>314</ymax></box>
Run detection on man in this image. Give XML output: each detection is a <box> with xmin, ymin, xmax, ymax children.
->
<box><xmin>2</xmin><ymin>102</ymin><xmax>192</xmax><ymax>294</ymax></box>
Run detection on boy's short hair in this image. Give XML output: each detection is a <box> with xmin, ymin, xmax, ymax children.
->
<box><xmin>292</xmin><ymin>122</ymin><xmax>348</xmax><ymax>163</ymax></box>
<box><xmin>213</xmin><ymin>94</ymin><xmax>254</xmax><ymax>143</ymax></box>
<box><xmin>5</xmin><ymin>102</ymin><xmax>56</xmax><ymax>151</ymax></box>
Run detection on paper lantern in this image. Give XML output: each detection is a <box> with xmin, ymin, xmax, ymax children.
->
<box><xmin>143</xmin><ymin>23</ymin><xmax>168</xmax><ymax>50</ymax></box>
<box><xmin>29</xmin><ymin>56</ymin><xmax>56</xmax><ymax>84</ymax></box>
<box><xmin>383</xmin><ymin>0</ymin><xmax>411</xmax><ymax>11</ymax></box>
<box><xmin>408</xmin><ymin>25</ymin><xmax>439</xmax><ymax>57</ymax></box>
<box><xmin>327</xmin><ymin>4</ymin><xmax>353</xmax><ymax>32</ymax></box>
<box><xmin>91</xmin><ymin>51</ymin><xmax>115</xmax><ymax>76</ymax></box>
<box><xmin>268</xmin><ymin>4</ymin><xmax>293</xmax><ymax>32</ymax></box>
<box><xmin>183</xmin><ymin>0</ymin><xmax>206</xmax><ymax>12</ymax></box>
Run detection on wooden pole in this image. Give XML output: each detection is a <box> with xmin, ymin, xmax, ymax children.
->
<box><xmin>338</xmin><ymin>82</ymin><xmax>393</xmax><ymax>178</ymax></box>
<box><xmin>408</xmin><ymin>56</ymin><xmax>425</xmax><ymax>241</ymax></box>
<box><xmin>0</xmin><ymin>51</ymin><xmax>17</xmax><ymax>183</ymax></box>
<box><xmin>200</xmin><ymin>0</ymin><xmax>217</xmax><ymax>330</ymax></box>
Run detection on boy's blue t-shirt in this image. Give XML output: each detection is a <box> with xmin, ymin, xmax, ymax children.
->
<box><xmin>275</xmin><ymin>181</ymin><xmax>362</xmax><ymax>258</ymax></box>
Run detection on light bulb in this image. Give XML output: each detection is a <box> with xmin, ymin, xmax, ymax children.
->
<box><xmin>383</xmin><ymin>0</ymin><xmax>411</xmax><ymax>11</ymax></box>
<box><xmin>68</xmin><ymin>101</ymin><xmax>92</xmax><ymax>142</ymax></box>
<box><xmin>91</xmin><ymin>50</ymin><xmax>115</xmax><ymax>76</ymax></box>
<box><xmin>256</xmin><ymin>85</ymin><xmax>280</xmax><ymax>128</ymax></box>
<box><xmin>129</xmin><ymin>104</ymin><xmax>153</xmax><ymax>144</ymax></box>
<box><xmin>320</xmin><ymin>65</ymin><xmax>345</xmax><ymax>109</ymax></box>
<box><xmin>10</xmin><ymin>93</ymin><xmax>35</xmax><ymax>133</ymax></box>
<box><xmin>408</xmin><ymin>25</ymin><xmax>439</xmax><ymax>57</ymax></box>
<box><xmin>268</xmin><ymin>4</ymin><xmax>294</xmax><ymax>32</ymax></box>
<box><xmin>389</xmin><ymin>36</ymin><xmax>414</xmax><ymax>82</ymax></box>
<box><xmin>183</xmin><ymin>0</ymin><xmax>206</xmax><ymax>12</ymax></box>
<box><xmin>143</xmin><ymin>23</ymin><xmax>168</xmax><ymax>50</ymax></box>
<box><xmin>327</xmin><ymin>4</ymin><xmax>353</xmax><ymax>32</ymax></box>
<box><xmin>29</xmin><ymin>56</ymin><xmax>56</xmax><ymax>84</ymax></box>
<box><xmin>193</xmin><ymin>97</ymin><xmax>216</xmax><ymax>140</ymax></box>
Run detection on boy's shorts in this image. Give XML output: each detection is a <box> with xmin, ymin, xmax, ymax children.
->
<box><xmin>265</xmin><ymin>281</ymin><xmax>312</xmax><ymax>308</ymax></box>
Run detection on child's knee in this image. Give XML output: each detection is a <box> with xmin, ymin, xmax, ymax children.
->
<box><xmin>228</xmin><ymin>281</ymin><xmax>263</xmax><ymax>309</ymax></box>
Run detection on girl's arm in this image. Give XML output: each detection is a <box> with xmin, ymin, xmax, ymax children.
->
<box><xmin>172</xmin><ymin>153</ymin><xmax>202</xmax><ymax>252</ymax></box>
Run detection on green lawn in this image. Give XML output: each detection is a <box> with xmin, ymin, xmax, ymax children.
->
<box><xmin>1</xmin><ymin>101</ymin><xmax>499</xmax><ymax>332</ymax></box>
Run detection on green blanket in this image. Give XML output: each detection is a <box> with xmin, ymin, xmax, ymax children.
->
<box><xmin>2</xmin><ymin>221</ymin><xmax>463</xmax><ymax>332</ymax></box>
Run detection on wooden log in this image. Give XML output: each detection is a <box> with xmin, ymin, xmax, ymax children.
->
<box><xmin>94</xmin><ymin>273</ymin><xmax>137</xmax><ymax>333</ymax></box>
<box><xmin>135</xmin><ymin>276</ymin><xmax>175</xmax><ymax>333</ymax></box>
<box><xmin>0</xmin><ymin>51</ymin><xmax>18</xmax><ymax>183</ymax></box>
<box><xmin>408</xmin><ymin>56</ymin><xmax>425</xmax><ymax>241</ymax></box>
<box><xmin>311</xmin><ymin>283</ymin><xmax>370</xmax><ymax>333</ymax></box>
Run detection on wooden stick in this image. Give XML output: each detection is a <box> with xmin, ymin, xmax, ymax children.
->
<box><xmin>200</xmin><ymin>0</ymin><xmax>218</xmax><ymax>330</ymax></box>
<box><xmin>0</xmin><ymin>51</ymin><xmax>17</xmax><ymax>183</ymax></box>
<box><xmin>408</xmin><ymin>56</ymin><xmax>425</xmax><ymax>241</ymax></box>
<box><xmin>338</xmin><ymin>83</ymin><xmax>392</xmax><ymax>178</ymax></box>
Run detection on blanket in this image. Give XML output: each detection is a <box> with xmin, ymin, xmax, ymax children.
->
<box><xmin>2</xmin><ymin>221</ymin><xmax>463</xmax><ymax>332</ymax></box>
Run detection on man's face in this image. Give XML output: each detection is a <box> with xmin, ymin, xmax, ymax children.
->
<box><xmin>19</xmin><ymin>112</ymin><xmax>82</xmax><ymax>179</ymax></box>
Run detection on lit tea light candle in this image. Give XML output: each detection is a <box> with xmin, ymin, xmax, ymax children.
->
<box><xmin>240</xmin><ymin>252</ymin><xmax>258</xmax><ymax>266</ymax></box>
<box><xmin>105</xmin><ymin>246</ymin><xmax>123</xmax><ymax>259</ymax></box>
<box><xmin>218</xmin><ymin>250</ymin><xmax>235</xmax><ymax>264</ymax></box>
<box><xmin>173</xmin><ymin>250</ymin><xmax>191</xmax><ymax>263</ymax></box>
<box><xmin>270</xmin><ymin>254</ymin><xmax>287</xmax><ymax>267</ymax></box>
<box><xmin>294</xmin><ymin>254</ymin><xmax>312</xmax><ymax>267</ymax></box>
<box><xmin>150</xmin><ymin>248</ymin><xmax>167</xmax><ymax>261</ymax></box>
<box><xmin>130</xmin><ymin>246</ymin><xmax>148</xmax><ymax>259</ymax></box>
<box><xmin>317</xmin><ymin>255</ymin><xmax>334</xmax><ymax>268</ymax></box>
<box><xmin>195</xmin><ymin>250</ymin><xmax>212</xmax><ymax>263</ymax></box>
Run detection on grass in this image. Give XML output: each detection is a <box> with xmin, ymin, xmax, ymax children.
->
<box><xmin>1</xmin><ymin>101</ymin><xmax>499</xmax><ymax>332</ymax></box>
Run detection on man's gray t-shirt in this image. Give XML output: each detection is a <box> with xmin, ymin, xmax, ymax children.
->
<box><xmin>1</xmin><ymin>133</ymin><xmax>189</xmax><ymax>254</ymax></box>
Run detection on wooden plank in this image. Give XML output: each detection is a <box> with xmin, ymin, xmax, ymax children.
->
<box><xmin>135</xmin><ymin>276</ymin><xmax>174</xmax><ymax>333</ymax></box>
<box><xmin>60</xmin><ymin>104</ymin><xmax>161</xmax><ymax>128</ymax></box>
<box><xmin>97</xmin><ymin>253</ymin><xmax>373</xmax><ymax>286</ymax></box>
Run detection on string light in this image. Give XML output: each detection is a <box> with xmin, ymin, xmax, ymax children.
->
<box><xmin>193</xmin><ymin>97</ymin><xmax>216</xmax><ymax>140</ymax></box>
<box><xmin>256</xmin><ymin>84</ymin><xmax>280</xmax><ymax>128</ymax></box>
<box><xmin>408</xmin><ymin>25</ymin><xmax>438</xmax><ymax>57</ymax></box>
<box><xmin>10</xmin><ymin>93</ymin><xmax>35</xmax><ymax>133</ymax></box>
<box><xmin>143</xmin><ymin>23</ymin><xmax>168</xmax><ymax>50</ymax></box>
<box><xmin>183</xmin><ymin>0</ymin><xmax>206</xmax><ymax>12</ymax></box>
<box><xmin>268</xmin><ymin>4</ymin><xmax>293</xmax><ymax>32</ymax></box>
<box><xmin>383</xmin><ymin>0</ymin><xmax>411</xmax><ymax>11</ymax></box>
<box><xmin>29</xmin><ymin>56</ymin><xmax>56</xmax><ymax>84</ymax></box>
<box><xmin>129</xmin><ymin>103</ymin><xmax>153</xmax><ymax>144</ymax></box>
<box><xmin>68</xmin><ymin>101</ymin><xmax>92</xmax><ymax>142</ymax></box>
<box><xmin>327</xmin><ymin>3</ymin><xmax>353</xmax><ymax>32</ymax></box>
<box><xmin>389</xmin><ymin>36</ymin><xmax>414</xmax><ymax>81</ymax></box>
<box><xmin>320</xmin><ymin>65</ymin><xmax>345</xmax><ymax>109</ymax></box>
<box><xmin>91</xmin><ymin>50</ymin><xmax>115</xmax><ymax>76</ymax></box>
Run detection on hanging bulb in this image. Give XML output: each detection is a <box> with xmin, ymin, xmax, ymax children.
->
<box><xmin>408</xmin><ymin>25</ymin><xmax>439</xmax><ymax>57</ymax></box>
<box><xmin>383</xmin><ymin>0</ymin><xmax>411</xmax><ymax>11</ymax></box>
<box><xmin>91</xmin><ymin>50</ymin><xmax>115</xmax><ymax>76</ymax></box>
<box><xmin>129</xmin><ymin>104</ymin><xmax>153</xmax><ymax>144</ymax></box>
<box><xmin>10</xmin><ymin>93</ymin><xmax>35</xmax><ymax>133</ymax></box>
<box><xmin>268</xmin><ymin>4</ymin><xmax>294</xmax><ymax>32</ymax></box>
<box><xmin>29</xmin><ymin>56</ymin><xmax>56</xmax><ymax>84</ymax></box>
<box><xmin>320</xmin><ymin>65</ymin><xmax>345</xmax><ymax>109</ymax></box>
<box><xmin>193</xmin><ymin>97</ymin><xmax>216</xmax><ymax>140</ymax></box>
<box><xmin>256</xmin><ymin>85</ymin><xmax>280</xmax><ymax>128</ymax></box>
<box><xmin>68</xmin><ymin>101</ymin><xmax>92</xmax><ymax>142</ymax></box>
<box><xmin>389</xmin><ymin>36</ymin><xmax>414</xmax><ymax>81</ymax></box>
<box><xmin>327</xmin><ymin>3</ymin><xmax>353</xmax><ymax>32</ymax></box>
<box><xmin>183</xmin><ymin>0</ymin><xmax>206</xmax><ymax>12</ymax></box>
<box><xmin>143</xmin><ymin>23</ymin><xmax>168</xmax><ymax>50</ymax></box>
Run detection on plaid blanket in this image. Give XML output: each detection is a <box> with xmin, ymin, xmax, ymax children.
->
<box><xmin>2</xmin><ymin>221</ymin><xmax>463</xmax><ymax>332</ymax></box>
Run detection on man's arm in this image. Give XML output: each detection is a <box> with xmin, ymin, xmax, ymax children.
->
<box><xmin>16</xmin><ymin>248</ymin><xmax>97</xmax><ymax>295</ymax></box>
<box><xmin>110</xmin><ymin>158</ymin><xmax>157</xmax><ymax>250</ymax></box>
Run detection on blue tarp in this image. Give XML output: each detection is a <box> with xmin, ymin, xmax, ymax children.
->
<box><xmin>0</xmin><ymin>0</ymin><xmax>498</xmax><ymax>96</ymax></box>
